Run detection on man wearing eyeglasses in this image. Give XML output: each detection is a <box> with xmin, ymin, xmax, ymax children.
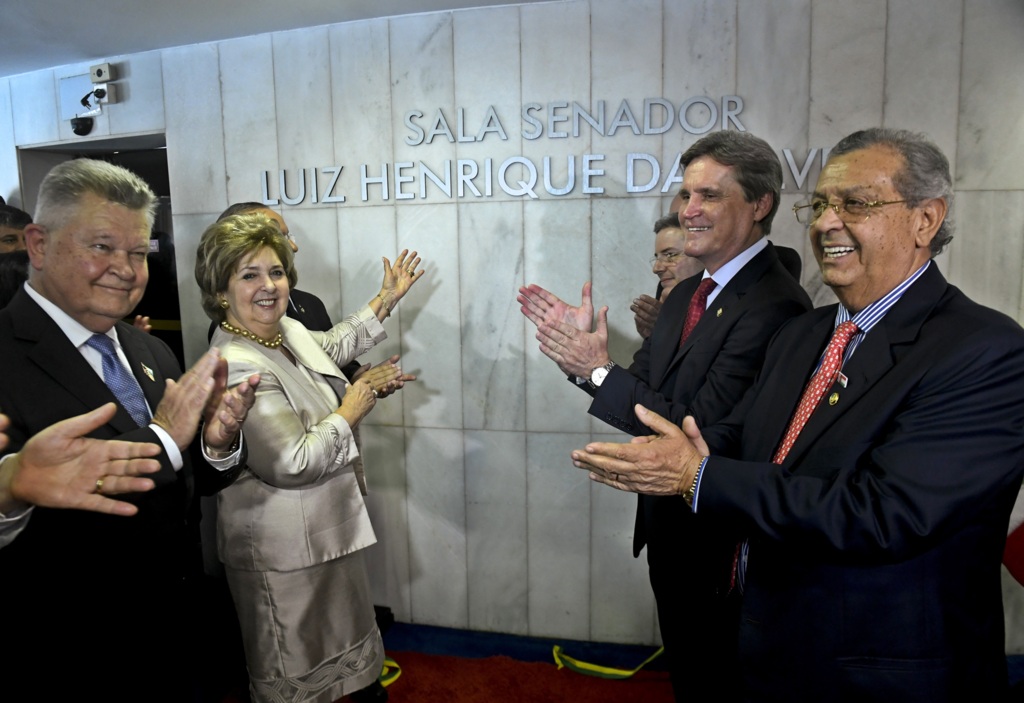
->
<box><xmin>519</xmin><ymin>131</ymin><xmax>812</xmax><ymax>702</ymax></box>
<box><xmin>573</xmin><ymin>128</ymin><xmax>1024</xmax><ymax>702</ymax></box>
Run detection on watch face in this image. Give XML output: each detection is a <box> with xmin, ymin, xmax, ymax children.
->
<box><xmin>592</xmin><ymin>367</ymin><xmax>610</xmax><ymax>385</ymax></box>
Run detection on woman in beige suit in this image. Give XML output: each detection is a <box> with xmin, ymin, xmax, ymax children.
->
<box><xmin>194</xmin><ymin>213</ymin><xmax>422</xmax><ymax>703</ymax></box>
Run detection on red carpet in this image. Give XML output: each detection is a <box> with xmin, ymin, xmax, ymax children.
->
<box><xmin>382</xmin><ymin>650</ymin><xmax>674</xmax><ymax>703</ymax></box>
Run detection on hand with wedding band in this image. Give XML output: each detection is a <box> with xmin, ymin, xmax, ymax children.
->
<box><xmin>351</xmin><ymin>355</ymin><xmax>417</xmax><ymax>399</ymax></box>
<box><xmin>0</xmin><ymin>403</ymin><xmax>162</xmax><ymax>517</ymax></box>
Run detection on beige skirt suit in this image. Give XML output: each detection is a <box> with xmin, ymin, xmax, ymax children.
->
<box><xmin>213</xmin><ymin>308</ymin><xmax>386</xmax><ymax>703</ymax></box>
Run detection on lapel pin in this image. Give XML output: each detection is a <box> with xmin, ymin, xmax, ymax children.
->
<box><xmin>141</xmin><ymin>363</ymin><xmax>155</xmax><ymax>382</ymax></box>
<box><xmin>837</xmin><ymin>372</ymin><xmax>849</xmax><ymax>388</ymax></box>
<box><xmin>828</xmin><ymin>392</ymin><xmax>839</xmax><ymax>406</ymax></box>
<box><xmin>716</xmin><ymin>308</ymin><xmax>723</xmax><ymax>317</ymax></box>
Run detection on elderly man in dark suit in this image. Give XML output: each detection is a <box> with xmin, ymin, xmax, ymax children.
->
<box><xmin>519</xmin><ymin>131</ymin><xmax>812</xmax><ymax>702</ymax></box>
<box><xmin>0</xmin><ymin>159</ymin><xmax>259</xmax><ymax>701</ymax></box>
<box><xmin>574</xmin><ymin>128</ymin><xmax>1024</xmax><ymax>702</ymax></box>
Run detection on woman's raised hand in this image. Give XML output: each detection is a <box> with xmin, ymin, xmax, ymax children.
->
<box><xmin>378</xmin><ymin>249</ymin><xmax>424</xmax><ymax>310</ymax></box>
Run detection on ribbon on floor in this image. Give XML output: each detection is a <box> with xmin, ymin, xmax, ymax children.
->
<box><xmin>552</xmin><ymin>644</ymin><xmax>663</xmax><ymax>679</ymax></box>
<box><xmin>380</xmin><ymin>656</ymin><xmax>402</xmax><ymax>687</ymax></box>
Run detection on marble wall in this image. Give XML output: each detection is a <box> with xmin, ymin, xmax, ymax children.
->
<box><xmin>2</xmin><ymin>0</ymin><xmax>1024</xmax><ymax>648</ymax></box>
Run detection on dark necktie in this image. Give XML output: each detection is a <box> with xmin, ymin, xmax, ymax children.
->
<box><xmin>679</xmin><ymin>277</ymin><xmax>718</xmax><ymax>347</ymax></box>
<box><xmin>86</xmin><ymin>333</ymin><xmax>151</xmax><ymax>428</ymax></box>
<box><xmin>772</xmin><ymin>321</ymin><xmax>860</xmax><ymax>464</ymax></box>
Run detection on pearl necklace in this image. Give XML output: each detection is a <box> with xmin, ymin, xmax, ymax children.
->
<box><xmin>220</xmin><ymin>321</ymin><xmax>283</xmax><ymax>349</ymax></box>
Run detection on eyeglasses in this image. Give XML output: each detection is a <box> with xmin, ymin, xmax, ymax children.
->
<box><xmin>650</xmin><ymin>251</ymin><xmax>685</xmax><ymax>265</ymax></box>
<box><xmin>793</xmin><ymin>197</ymin><xmax>907</xmax><ymax>225</ymax></box>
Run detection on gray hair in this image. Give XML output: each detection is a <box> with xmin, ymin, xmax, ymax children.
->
<box><xmin>829</xmin><ymin>128</ymin><xmax>954</xmax><ymax>256</ymax></box>
<box><xmin>34</xmin><ymin>159</ymin><xmax>156</xmax><ymax>232</ymax></box>
<box><xmin>653</xmin><ymin>212</ymin><xmax>680</xmax><ymax>234</ymax></box>
<box><xmin>679</xmin><ymin>131</ymin><xmax>783</xmax><ymax>234</ymax></box>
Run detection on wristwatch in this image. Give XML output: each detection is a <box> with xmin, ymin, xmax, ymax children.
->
<box><xmin>588</xmin><ymin>361</ymin><xmax>616</xmax><ymax>389</ymax></box>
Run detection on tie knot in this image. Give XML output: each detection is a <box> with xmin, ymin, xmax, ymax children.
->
<box><xmin>834</xmin><ymin>320</ymin><xmax>860</xmax><ymax>344</ymax></box>
<box><xmin>695</xmin><ymin>277</ymin><xmax>717</xmax><ymax>299</ymax></box>
<box><xmin>86</xmin><ymin>333</ymin><xmax>116</xmax><ymax>356</ymax></box>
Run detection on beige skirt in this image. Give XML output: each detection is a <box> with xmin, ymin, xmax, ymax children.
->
<box><xmin>226</xmin><ymin>549</ymin><xmax>384</xmax><ymax>703</ymax></box>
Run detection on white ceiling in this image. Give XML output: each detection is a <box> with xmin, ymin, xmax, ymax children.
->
<box><xmin>1</xmin><ymin>0</ymin><xmax>553</xmax><ymax>78</ymax></box>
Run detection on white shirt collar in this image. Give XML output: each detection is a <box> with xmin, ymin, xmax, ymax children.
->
<box><xmin>24</xmin><ymin>281</ymin><xmax>120</xmax><ymax>350</ymax></box>
<box><xmin>702</xmin><ymin>237</ymin><xmax>768</xmax><ymax>303</ymax></box>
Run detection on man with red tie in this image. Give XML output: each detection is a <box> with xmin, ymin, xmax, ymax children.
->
<box><xmin>573</xmin><ymin>128</ymin><xmax>1024</xmax><ymax>702</ymax></box>
<box><xmin>519</xmin><ymin>131</ymin><xmax>811</xmax><ymax>702</ymax></box>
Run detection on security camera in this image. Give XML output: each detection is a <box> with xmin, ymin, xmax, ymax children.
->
<box><xmin>70</xmin><ymin>117</ymin><xmax>94</xmax><ymax>136</ymax></box>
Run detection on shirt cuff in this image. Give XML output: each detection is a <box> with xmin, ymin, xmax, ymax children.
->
<box><xmin>690</xmin><ymin>456</ymin><xmax>709</xmax><ymax>513</ymax></box>
<box><xmin>202</xmin><ymin>432</ymin><xmax>246</xmax><ymax>472</ymax></box>
<box><xmin>148</xmin><ymin>423</ymin><xmax>183</xmax><ymax>471</ymax></box>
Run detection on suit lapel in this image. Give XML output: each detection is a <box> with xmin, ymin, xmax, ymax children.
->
<box><xmin>116</xmin><ymin>322</ymin><xmax>169</xmax><ymax>420</ymax></box>
<box><xmin>9</xmin><ymin>292</ymin><xmax>141</xmax><ymax>435</ymax></box>
<box><xmin>655</xmin><ymin>244</ymin><xmax>778</xmax><ymax>387</ymax></box>
<box><xmin>777</xmin><ymin>265</ymin><xmax>949</xmax><ymax>468</ymax></box>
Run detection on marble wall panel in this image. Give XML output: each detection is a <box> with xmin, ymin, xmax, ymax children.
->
<box><xmin>389</xmin><ymin>12</ymin><xmax>457</xmax><ymax>203</ymax></box>
<box><xmin>883</xmin><ymin>0</ymin><xmax>962</xmax><ymax>173</ymax></box>
<box><xmin>466</xmin><ymin>429</ymin><xmax>529</xmax><ymax>633</ymax></box>
<box><xmin>808</xmin><ymin>0</ymin><xmax>886</xmax><ymax>148</ymax></box>
<box><xmin>662</xmin><ymin>0</ymin><xmax>738</xmax><ymax>172</ymax></box>
<box><xmin>172</xmin><ymin>211</ymin><xmax>221</xmax><ymax>363</ymax></box>
<box><xmin>329</xmin><ymin>19</ymin><xmax>394</xmax><ymax>189</ymax></box>
<box><xmin>589</xmin><ymin>433</ymin><xmax>656</xmax><ymax>644</ymax></box>
<box><xmin>219</xmin><ymin>35</ymin><xmax>278</xmax><ymax>208</ymax></box>
<box><xmin>162</xmin><ymin>45</ymin><xmax>227</xmax><ymax>215</ymax></box>
<box><xmin>947</xmin><ymin>190</ymin><xmax>1024</xmax><ymax>321</ymax></box>
<box><xmin>10</xmin><ymin>69</ymin><xmax>59</xmax><ymax>146</ymax></box>
<box><xmin>361</xmin><ymin>424</ymin><xmax>412</xmax><ymax>621</ymax></box>
<box><xmin>527</xmin><ymin>432</ymin><xmax>592</xmax><ymax>640</ymax></box>
<box><xmin>590</xmin><ymin>196</ymin><xmax>663</xmax><ymax>433</ymax></box>
<box><xmin>406</xmin><ymin>426</ymin><xmax>469</xmax><ymax>627</ymax></box>
<box><xmin>737</xmin><ymin>0</ymin><xmax>812</xmax><ymax>194</ymax></box>
<box><xmin>396</xmin><ymin>204</ymin><xmax>464</xmax><ymax>429</ymax></box>
<box><xmin>591</xmin><ymin>0</ymin><xmax>664</xmax><ymax>195</ymax></box>
<box><xmin>272</xmin><ymin>26</ymin><xmax>334</xmax><ymax>199</ymax></box>
<box><xmin>336</xmin><ymin>205</ymin><xmax>406</xmax><ymax>427</ymax></box>
<box><xmin>453</xmin><ymin>7</ymin><xmax>522</xmax><ymax>204</ymax></box>
<box><xmin>522</xmin><ymin>198</ymin><xmax>594</xmax><ymax>434</ymax></box>
<box><xmin>459</xmin><ymin>201</ymin><xmax>526</xmax><ymax>431</ymax></box>
<box><xmin>105</xmin><ymin>50</ymin><xmax>166</xmax><ymax>137</ymax></box>
<box><xmin>0</xmin><ymin>79</ymin><xmax>19</xmax><ymax>203</ymax></box>
<box><xmin>520</xmin><ymin>0</ymin><xmax>592</xmax><ymax>197</ymax></box>
<box><xmin>957</xmin><ymin>0</ymin><xmax>1024</xmax><ymax>190</ymax></box>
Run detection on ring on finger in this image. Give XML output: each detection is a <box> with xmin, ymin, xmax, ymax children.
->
<box><xmin>95</xmin><ymin>478</ymin><xmax>105</xmax><ymax>494</ymax></box>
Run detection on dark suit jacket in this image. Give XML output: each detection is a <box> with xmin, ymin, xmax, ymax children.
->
<box><xmin>700</xmin><ymin>264</ymin><xmax>1024</xmax><ymax>702</ymax></box>
<box><xmin>0</xmin><ymin>288</ymin><xmax>239</xmax><ymax>699</ymax></box>
<box><xmin>588</xmin><ymin>243</ymin><xmax>812</xmax><ymax>561</ymax></box>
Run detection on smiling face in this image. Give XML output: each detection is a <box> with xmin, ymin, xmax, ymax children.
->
<box><xmin>220</xmin><ymin>246</ymin><xmax>290</xmax><ymax>339</ymax></box>
<box><xmin>677</xmin><ymin>156</ymin><xmax>772</xmax><ymax>274</ymax></box>
<box><xmin>652</xmin><ymin>226</ymin><xmax>702</xmax><ymax>293</ymax></box>
<box><xmin>811</xmin><ymin>145</ymin><xmax>940</xmax><ymax>313</ymax></box>
<box><xmin>25</xmin><ymin>192</ymin><xmax>149</xmax><ymax>332</ymax></box>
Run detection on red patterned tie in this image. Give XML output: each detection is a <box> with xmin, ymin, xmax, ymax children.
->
<box><xmin>772</xmin><ymin>321</ymin><xmax>860</xmax><ymax>464</ymax></box>
<box><xmin>679</xmin><ymin>277</ymin><xmax>718</xmax><ymax>347</ymax></box>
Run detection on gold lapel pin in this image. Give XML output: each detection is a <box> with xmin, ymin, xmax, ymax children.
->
<box><xmin>141</xmin><ymin>363</ymin><xmax>155</xmax><ymax>382</ymax></box>
<box><xmin>828</xmin><ymin>392</ymin><xmax>839</xmax><ymax>406</ymax></box>
<box><xmin>716</xmin><ymin>308</ymin><xmax>723</xmax><ymax>317</ymax></box>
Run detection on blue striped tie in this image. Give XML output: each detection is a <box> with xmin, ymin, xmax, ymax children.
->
<box><xmin>86</xmin><ymin>333</ymin><xmax>151</xmax><ymax>427</ymax></box>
